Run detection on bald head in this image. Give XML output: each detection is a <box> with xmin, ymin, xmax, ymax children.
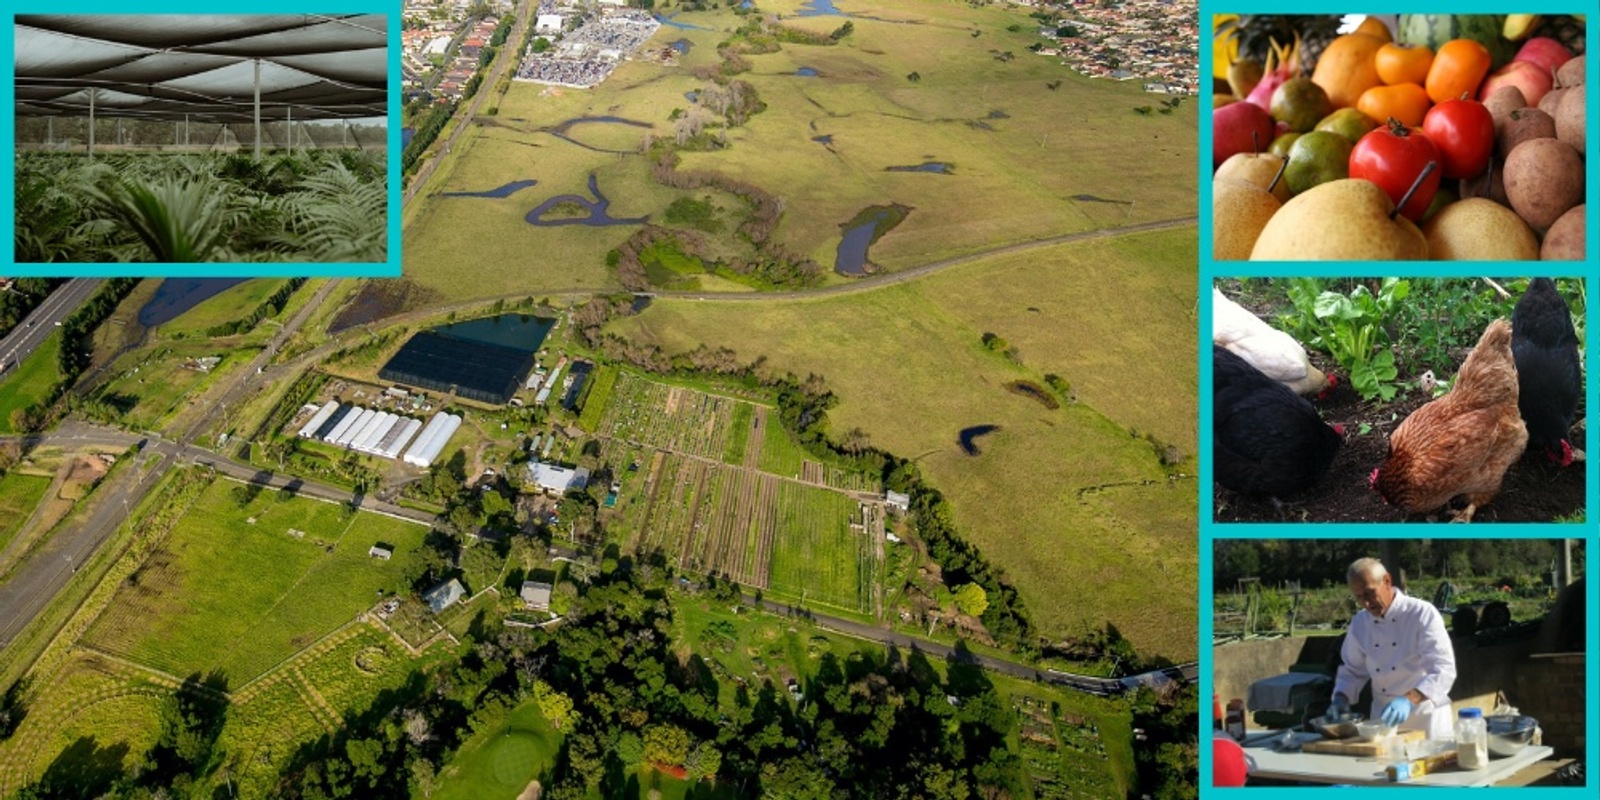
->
<box><xmin>1348</xmin><ymin>557</ymin><xmax>1395</xmax><ymax>617</ymax></box>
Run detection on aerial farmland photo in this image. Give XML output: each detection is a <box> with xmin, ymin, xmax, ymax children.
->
<box><xmin>0</xmin><ymin>1</ymin><xmax>1202</xmax><ymax>797</ymax></box>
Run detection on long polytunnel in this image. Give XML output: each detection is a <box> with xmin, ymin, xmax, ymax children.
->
<box><xmin>15</xmin><ymin>14</ymin><xmax>387</xmax><ymax>123</ymax></box>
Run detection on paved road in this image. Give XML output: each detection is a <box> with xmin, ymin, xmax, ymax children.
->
<box><xmin>403</xmin><ymin>0</ymin><xmax>536</xmax><ymax>205</ymax></box>
<box><xmin>750</xmin><ymin>593</ymin><xmax>1196</xmax><ymax>695</ymax></box>
<box><xmin>0</xmin><ymin>279</ymin><xmax>101</xmax><ymax>374</ymax></box>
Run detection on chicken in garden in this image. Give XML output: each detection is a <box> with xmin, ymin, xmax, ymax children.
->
<box><xmin>1372</xmin><ymin>319</ymin><xmax>1528</xmax><ymax>522</ymax></box>
<box><xmin>1212</xmin><ymin>287</ymin><xmax>1334</xmax><ymax>396</ymax></box>
<box><xmin>1213</xmin><ymin>345</ymin><xmax>1343</xmax><ymax>497</ymax></box>
<box><xmin>1511</xmin><ymin>278</ymin><xmax>1583</xmax><ymax>467</ymax></box>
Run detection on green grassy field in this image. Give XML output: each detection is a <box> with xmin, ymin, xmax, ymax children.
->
<box><xmin>94</xmin><ymin>343</ymin><xmax>257</xmax><ymax>432</ymax></box>
<box><xmin>722</xmin><ymin>402</ymin><xmax>754</xmax><ymax>465</ymax></box>
<box><xmin>433</xmin><ymin>698</ymin><xmax>561</xmax><ymax>800</ymax></box>
<box><xmin>610</xmin><ymin>228</ymin><xmax>1198</xmax><ymax>658</ymax></box>
<box><xmin>768</xmin><ymin>482</ymin><xmax>867</xmax><ymax>613</ymax></box>
<box><xmin>0</xmin><ymin>333</ymin><xmax>62</xmax><ymax>433</ymax></box>
<box><xmin>82</xmin><ymin>479</ymin><xmax>430</xmax><ymax>683</ymax></box>
<box><xmin>158</xmin><ymin>279</ymin><xmax>287</xmax><ymax>338</ymax></box>
<box><xmin>401</xmin><ymin>0</ymin><xmax>1194</xmax><ymax>302</ymax></box>
<box><xmin>0</xmin><ymin>472</ymin><xmax>51</xmax><ymax>554</ymax></box>
<box><xmin>576</xmin><ymin>362</ymin><xmax>621</xmax><ymax>431</ymax></box>
<box><xmin>755</xmin><ymin>414</ymin><xmax>809</xmax><ymax>479</ymax></box>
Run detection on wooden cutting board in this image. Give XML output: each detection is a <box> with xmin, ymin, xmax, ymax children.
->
<box><xmin>1303</xmin><ymin>728</ymin><xmax>1427</xmax><ymax>756</ymax></box>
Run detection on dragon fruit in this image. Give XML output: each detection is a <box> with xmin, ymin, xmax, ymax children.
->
<box><xmin>1246</xmin><ymin>34</ymin><xmax>1303</xmax><ymax>111</ymax></box>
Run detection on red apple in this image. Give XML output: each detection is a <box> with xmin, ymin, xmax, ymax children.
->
<box><xmin>1213</xmin><ymin>102</ymin><xmax>1276</xmax><ymax>168</ymax></box>
<box><xmin>1479</xmin><ymin>60</ymin><xmax>1554</xmax><ymax>108</ymax></box>
<box><xmin>1513</xmin><ymin>37</ymin><xmax>1573</xmax><ymax>79</ymax></box>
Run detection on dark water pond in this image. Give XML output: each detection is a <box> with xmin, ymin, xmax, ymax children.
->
<box><xmin>655</xmin><ymin>14</ymin><xmax>713</xmax><ymax>31</ymax></box>
<box><xmin>958</xmin><ymin>425</ymin><xmax>1000</xmax><ymax>456</ymax></box>
<box><xmin>526</xmin><ymin>174</ymin><xmax>648</xmax><ymax>227</ymax></box>
<box><xmin>671</xmin><ymin>39</ymin><xmax>693</xmax><ymax>53</ymax></box>
<box><xmin>796</xmin><ymin>67</ymin><xmax>819</xmax><ymax>77</ymax></box>
<box><xmin>1072</xmin><ymin>194</ymin><xmax>1132</xmax><ymax>205</ymax></box>
<box><xmin>434</xmin><ymin>314</ymin><xmax>555</xmax><ymax>354</ymax></box>
<box><xmin>402</xmin><ymin>127</ymin><xmax>415</xmax><ymax>148</ymax></box>
<box><xmin>834</xmin><ymin>204</ymin><xmax>910</xmax><ymax>276</ymax></box>
<box><xmin>886</xmin><ymin>161</ymin><xmax>952</xmax><ymax>174</ymax></box>
<box><xmin>798</xmin><ymin>0</ymin><xmax>843</xmax><ymax>16</ymax></box>
<box><xmin>138</xmin><ymin>279</ymin><xmax>247</xmax><ymax>327</ymax></box>
<box><xmin>441</xmin><ymin>179</ymin><xmax>539</xmax><ymax>199</ymax></box>
<box><xmin>812</xmin><ymin>134</ymin><xmax>834</xmax><ymax>145</ymax></box>
<box><xmin>686</xmin><ymin>90</ymin><xmax>700</xmax><ymax>103</ymax></box>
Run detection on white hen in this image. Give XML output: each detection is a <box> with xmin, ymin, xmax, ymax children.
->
<box><xmin>1212</xmin><ymin>287</ymin><xmax>1331</xmax><ymax>396</ymax></box>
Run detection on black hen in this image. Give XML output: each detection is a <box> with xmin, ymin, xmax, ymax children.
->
<box><xmin>1512</xmin><ymin>278</ymin><xmax>1582</xmax><ymax>466</ymax></box>
<box><xmin>1214</xmin><ymin>345</ymin><xmax>1343</xmax><ymax>496</ymax></box>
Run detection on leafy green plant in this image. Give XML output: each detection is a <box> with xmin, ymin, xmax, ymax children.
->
<box><xmin>1279</xmin><ymin>278</ymin><xmax>1410</xmax><ymax>402</ymax></box>
<box><xmin>88</xmin><ymin>175</ymin><xmax>236</xmax><ymax>262</ymax></box>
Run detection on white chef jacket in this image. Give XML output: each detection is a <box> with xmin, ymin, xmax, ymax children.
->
<box><xmin>1333</xmin><ymin>588</ymin><xmax>1457</xmax><ymax>740</ymax></box>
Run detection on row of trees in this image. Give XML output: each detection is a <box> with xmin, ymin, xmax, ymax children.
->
<box><xmin>10</xmin><ymin>278</ymin><xmax>138</xmax><ymax>434</ymax></box>
<box><xmin>1214</xmin><ymin>539</ymin><xmax>1580</xmax><ymax>590</ymax></box>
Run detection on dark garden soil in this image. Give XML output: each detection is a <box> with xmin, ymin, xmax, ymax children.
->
<box><xmin>1214</xmin><ymin>351</ymin><xmax>1587</xmax><ymax>523</ymax></box>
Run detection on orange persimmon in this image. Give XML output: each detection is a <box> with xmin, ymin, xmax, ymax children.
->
<box><xmin>1357</xmin><ymin>83</ymin><xmax>1432</xmax><ymax>128</ymax></box>
<box><xmin>1376</xmin><ymin>43</ymin><xmax>1433</xmax><ymax>86</ymax></box>
<box><xmin>1425</xmin><ymin>39</ymin><xmax>1492</xmax><ymax>104</ymax></box>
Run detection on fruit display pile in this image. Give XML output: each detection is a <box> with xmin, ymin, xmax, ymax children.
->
<box><xmin>1212</xmin><ymin>14</ymin><xmax>1588</xmax><ymax>261</ymax></box>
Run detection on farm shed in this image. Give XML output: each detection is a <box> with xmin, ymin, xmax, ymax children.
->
<box><xmin>520</xmin><ymin>581</ymin><xmax>552</xmax><ymax>611</ymax></box>
<box><xmin>422</xmin><ymin>577</ymin><xmax>466</xmax><ymax>613</ymax></box>
<box><xmin>527</xmin><ymin>461</ymin><xmax>589</xmax><ymax>494</ymax></box>
<box><xmin>885</xmin><ymin>490</ymin><xmax>910</xmax><ymax>512</ymax></box>
<box><xmin>368</xmin><ymin>545</ymin><xmax>392</xmax><ymax>560</ymax></box>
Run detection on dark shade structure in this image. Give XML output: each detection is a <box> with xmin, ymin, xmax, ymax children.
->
<box><xmin>379</xmin><ymin>332</ymin><xmax>536</xmax><ymax>405</ymax></box>
<box><xmin>561</xmin><ymin>360</ymin><xmax>594</xmax><ymax>411</ymax></box>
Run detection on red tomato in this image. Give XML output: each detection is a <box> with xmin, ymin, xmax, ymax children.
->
<box><xmin>1422</xmin><ymin>98</ymin><xmax>1495</xmax><ymax>179</ymax></box>
<box><xmin>1350</xmin><ymin>118</ymin><xmax>1443</xmax><ymax>223</ymax></box>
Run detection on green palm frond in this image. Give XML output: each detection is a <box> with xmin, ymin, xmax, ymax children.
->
<box><xmin>88</xmin><ymin>175</ymin><xmax>236</xmax><ymax>262</ymax></box>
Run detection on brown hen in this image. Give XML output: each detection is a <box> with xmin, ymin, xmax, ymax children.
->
<box><xmin>1372</xmin><ymin>319</ymin><xmax>1528</xmax><ymax>522</ymax></box>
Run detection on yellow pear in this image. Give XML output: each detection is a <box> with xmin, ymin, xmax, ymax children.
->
<box><xmin>1214</xmin><ymin>152</ymin><xmax>1292</xmax><ymax>202</ymax></box>
<box><xmin>1251</xmin><ymin>179</ymin><xmax>1428</xmax><ymax>260</ymax></box>
<box><xmin>1214</xmin><ymin>178</ymin><xmax>1283</xmax><ymax>261</ymax></box>
<box><xmin>1422</xmin><ymin>198</ymin><xmax>1540</xmax><ymax>260</ymax></box>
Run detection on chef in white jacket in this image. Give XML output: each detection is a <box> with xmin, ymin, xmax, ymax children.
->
<box><xmin>1331</xmin><ymin>558</ymin><xmax>1457</xmax><ymax>740</ymax></box>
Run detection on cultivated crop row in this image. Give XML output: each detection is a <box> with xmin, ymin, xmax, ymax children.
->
<box><xmin>766</xmin><ymin>483</ymin><xmax>873</xmax><ymax>614</ymax></box>
<box><xmin>600</xmin><ymin>373</ymin><xmax>739</xmax><ymax>460</ymax></box>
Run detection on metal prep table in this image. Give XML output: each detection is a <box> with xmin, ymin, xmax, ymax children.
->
<box><xmin>1241</xmin><ymin>730</ymin><xmax>1555</xmax><ymax>787</ymax></box>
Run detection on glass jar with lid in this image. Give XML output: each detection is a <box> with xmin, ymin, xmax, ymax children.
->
<box><xmin>1456</xmin><ymin>707</ymin><xmax>1488</xmax><ymax>770</ymax></box>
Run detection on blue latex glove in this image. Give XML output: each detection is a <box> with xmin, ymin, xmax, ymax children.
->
<box><xmin>1381</xmin><ymin>696</ymin><xmax>1414</xmax><ymax>727</ymax></box>
<box><xmin>1330</xmin><ymin>694</ymin><xmax>1351</xmax><ymax>717</ymax></box>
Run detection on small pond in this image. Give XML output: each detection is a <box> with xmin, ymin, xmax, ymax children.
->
<box><xmin>958</xmin><ymin>425</ymin><xmax>1000</xmax><ymax>456</ymax></box>
<box><xmin>811</xmin><ymin>134</ymin><xmax>834</xmax><ymax>145</ymax></box>
<box><xmin>526</xmin><ymin>174</ymin><xmax>648</xmax><ymax>227</ymax></box>
<box><xmin>433</xmin><ymin>314</ymin><xmax>556</xmax><ymax>354</ymax></box>
<box><xmin>402</xmin><ymin>127</ymin><xmax>415</xmax><ymax>148</ymax></box>
<box><xmin>796</xmin><ymin>67</ymin><xmax>819</xmax><ymax>77</ymax></box>
<box><xmin>885</xmin><ymin>161</ymin><xmax>952</xmax><ymax>174</ymax></box>
<box><xmin>834</xmin><ymin>204</ymin><xmax>910</xmax><ymax>276</ymax></box>
<box><xmin>441</xmin><ymin>179</ymin><xmax>538</xmax><ymax>199</ymax></box>
<box><xmin>671</xmin><ymin>38</ymin><xmax>693</xmax><ymax>54</ymax></box>
<box><xmin>138</xmin><ymin>279</ymin><xmax>247</xmax><ymax>327</ymax></box>
<box><xmin>798</xmin><ymin>0</ymin><xmax>844</xmax><ymax>17</ymax></box>
<box><xmin>655</xmin><ymin>14</ymin><xmax>713</xmax><ymax>31</ymax></box>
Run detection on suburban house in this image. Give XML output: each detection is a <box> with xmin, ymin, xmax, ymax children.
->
<box><xmin>423</xmin><ymin>577</ymin><xmax>466</xmax><ymax>613</ymax></box>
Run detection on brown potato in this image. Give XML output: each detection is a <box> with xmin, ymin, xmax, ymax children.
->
<box><xmin>1556</xmin><ymin>55</ymin><xmax>1585</xmax><ymax>89</ymax></box>
<box><xmin>1556</xmin><ymin>88</ymin><xmax>1585</xmax><ymax>156</ymax></box>
<box><xmin>1505</xmin><ymin>138</ymin><xmax>1585</xmax><ymax>230</ymax></box>
<box><xmin>1541</xmin><ymin>204</ymin><xmax>1586</xmax><ymax>260</ymax></box>
<box><xmin>1498</xmin><ymin>108</ymin><xmax>1556</xmax><ymax>161</ymax></box>
<box><xmin>1539</xmin><ymin>87</ymin><xmax>1569</xmax><ymax>115</ymax></box>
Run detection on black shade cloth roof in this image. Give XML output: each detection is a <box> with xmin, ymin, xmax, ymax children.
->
<box><xmin>379</xmin><ymin>332</ymin><xmax>537</xmax><ymax>406</ymax></box>
<box><xmin>16</xmin><ymin>14</ymin><xmax>387</xmax><ymax>122</ymax></box>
